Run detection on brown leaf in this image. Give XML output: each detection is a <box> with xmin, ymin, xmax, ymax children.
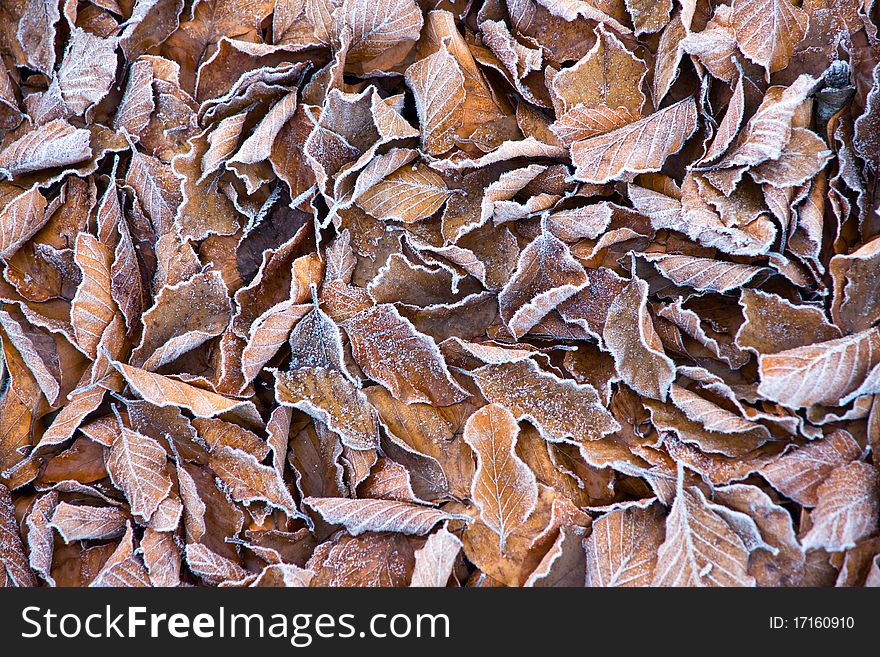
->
<box><xmin>0</xmin><ymin>483</ymin><xmax>37</xmax><ymax>586</ymax></box>
<box><xmin>603</xmin><ymin>278</ymin><xmax>676</xmax><ymax>401</ymax></box>
<box><xmin>584</xmin><ymin>502</ymin><xmax>665</xmax><ymax>586</ymax></box>
<box><xmin>112</xmin><ymin>361</ymin><xmax>262</xmax><ymax>425</ymax></box>
<box><xmin>209</xmin><ymin>446</ymin><xmax>300</xmax><ymax>517</ymax></box>
<box><xmin>463</xmin><ymin>403</ymin><xmax>539</xmax><ymax>552</ymax></box>
<box><xmin>356</xmin><ymin>164</ymin><xmax>452</xmax><ymax>223</ymax></box>
<box><xmin>499</xmin><ymin>230</ymin><xmax>589</xmax><ymax>339</ymax></box>
<box><xmin>572</xmin><ymin>97</ymin><xmax>697</xmax><ymax>183</ymax></box>
<box><xmin>58</xmin><ymin>28</ymin><xmax>118</xmax><ymax>115</ymax></box>
<box><xmin>549</xmin><ymin>23</ymin><xmax>646</xmax><ymax>115</ymax></box>
<box><xmin>802</xmin><ymin>462</ymin><xmax>879</xmax><ymax>552</ymax></box>
<box><xmin>0</xmin><ymin>119</ymin><xmax>92</xmax><ymax>178</ymax></box>
<box><xmin>473</xmin><ymin>360</ymin><xmax>620</xmax><ymax>444</ymax></box>
<box><xmin>731</xmin><ymin>0</ymin><xmax>808</xmax><ymax>76</ymax></box>
<box><xmin>758</xmin><ymin>328</ymin><xmax>880</xmax><ymax>409</ymax></box>
<box><xmin>133</xmin><ymin>270</ymin><xmax>231</xmax><ymax>370</ymax></box>
<box><xmin>0</xmin><ymin>183</ymin><xmax>48</xmax><ymax>258</ymax></box>
<box><xmin>653</xmin><ymin>479</ymin><xmax>755</xmax><ymax>586</ymax></box>
<box><xmin>50</xmin><ymin>502</ymin><xmax>128</xmax><ymax>542</ymax></box>
<box><xmin>409</xmin><ymin>525</ymin><xmax>462</xmax><ymax>587</ymax></box>
<box><xmin>304</xmin><ymin>497</ymin><xmax>463</xmax><ymax>535</ymax></box>
<box><xmin>344</xmin><ymin>303</ymin><xmax>467</xmax><ymax>406</ymax></box>
<box><xmin>107</xmin><ymin>424</ymin><xmax>173</xmax><ymax>522</ymax></box>
<box><xmin>275</xmin><ymin>367</ymin><xmax>380</xmax><ymax>450</ymax></box>
<box><xmin>760</xmin><ymin>429</ymin><xmax>863</xmax><ymax>507</ymax></box>
<box><xmin>405</xmin><ymin>40</ymin><xmax>466</xmax><ymax>156</ymax></box>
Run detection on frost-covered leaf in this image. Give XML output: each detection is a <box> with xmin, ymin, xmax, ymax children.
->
<box><xmin>463</xmin><ymin>404</ymin><xmax>539</xmax><ymax>552</ymax></box>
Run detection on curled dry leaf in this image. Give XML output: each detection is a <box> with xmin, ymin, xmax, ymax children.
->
<box><xmin>463</xmin><ymin>404</ymin><xmax>539</xmax><ymax>552</ymax></box>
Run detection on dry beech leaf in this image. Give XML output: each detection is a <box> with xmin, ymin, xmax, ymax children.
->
<box><xmin>275</xmin><ymin>367</ymin><xmax>380</xmax><ymax>450</ymax></box>
<box><xmin>50</xmin><ymin>502</ymin><xmax>128</xmax><ymax>543</ymax></box>
<box><xmin>641</xmin><ymin>253</ymin><xmax>768</xmax><ymax>294</ymax></box>
<box><xmin>731</xmin><ymin>0</ymin><xmax>808</xmax><ymax>76</ymax></box>
<box><xmin>603</xmin><ymin>278</ymin><xmax>676</xmax><ymax>402</ymax></box>
<box><xmin>760</xmin><ymin>430</ymin><xmax>862</xmax><ymax>507</ymax></box>
<box><xmin>410</xmin><ymin>525</ymin><xmax>462</xmax><ymax>587</ymax></box>
<box><xmin>405</xmin><ymin>40</ymin><xmax>466</xmax><ymax>156</ymax></box>
<box><xmin>133</xmin><ymin>270</ymin><xmax>232</xmax><ymax>371</ymax></box>
<box><xmin>107</xmin><ymin>424</ymin><xmax>173</xmax><ymax>523</ymax></box>
<box><xmin>463</xmin><ymin>404</ymin><xmax>539</xmax><ymax>552</ymax></box>
<box><xmin>112</xmin><ymin>361</ymin><xmax>262</xmax><ymax>425</ymax></box>
<box><xmin>584</xmin><ymin>502</ymin><xmax>665</xmax><ymax>587</ymax></box>
<box><xmin>343</xmin><ymin>304</ymin><xmax>467</xmax><ymax>406</ymax></box>
<box><xmin>498</xmin><ymin>229</ymin><xmax>589</xmax><ymax>339</ymax></box>
<box><xmin>801</xmin><ymin>462</ymin><xmax>879</xmax><ymax>552</ymax></box>
<box><xmin>572</xmin><ymin>98</ymin><xmax>697</xmax><ymax>183</ymax></box>
<box><xmin>0</xmin><ymin>484</ymin><xmax>37</xmax><ymax>586</ymax></box>
<box><xmin>357</xmin><ymin>164</ymin><xmax>452</xmax><ymax>223</ymax></box>
<box><xmin>71</xmin><ymin>233</ymin><xmax>117</xmax><ymax>358</ymax></box>
<box><xmin>304</xmin><ymin>497</ymin><xmax>464</xmax><ymax>535</ymax></box>
<box><xmin>209</xmin><ymin>446</ymin><xmax>300</xmax><ymax>517</ymax></box>
<box><xmin>473</xmin><ymin>360</ymin><xmax>620</xmax><ymax>444</ymax></box>
<box><xmin>758</xmin><ymin>328</ymin><xmax>880</xmax><ymax>409</ymax></box>
<box><xmin>0</xmin><ymin>120</ymin><xmax>92</xmax><ymax>178</ymax></box>
<box><xmin>653</xmin><ymin>478</ymin><xmax>756</xmax><ymax>587</ymax></box>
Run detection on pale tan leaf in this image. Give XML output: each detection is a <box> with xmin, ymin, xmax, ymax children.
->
<box><xmin>133</xmin><ymin>270</ymin><xmax>231</xmax><ymax>371</ymax></box>
<box><xmin>715</xmin><ymin>74</ymin><xmax>819</xmax><ymax>169</ymax></box>
<box><xmin>25</xmin><ymin>491</ymin><xmax>57</xmax><ymax>586</ymax></box>
<box><xmin>241</xmin><ymin>301</ymin><xmax>310</xmax><ymax>382</ymax></box>
<box><xmin>356</xmin><ymin>164</ymin><xmax>452</xmax><ymax>223</ymax></box>
<box><xmin>642</xmin><ymin>253</ymin><xmax>768</xmax><ymax>293</ymax></box>
<box><xmin>472</xmin><ymin>360</ymin><xmax>620</xmax><ymax>444</ymax></box>
<box><xmin>274</xmin><ymin>367</ymin><xmax>380</xmax><ymax>450</ymax></box>
<box><xmin>550</xmin><ymin>104</ymin><xmax>639</xmax><ymax>146</ymax></box>
<box><xmin>107</xmin><ymin>426</ymin><xmax>173</xmax><ymax>522</ymax></box>
<box><xmin>410</xmin><ymin>525</ymin><xmax>462</xmax><ymax>587</ymax></box>
<box><xmin>624</xmin><ymin>0</ymin><xmax>672</xmax><ymax>34</ymax></box>
<box><xmin>584</xmin><ymin>502</ymin><xmax>665</xmax><ymax>586</ymax></box>
<box><xmin>113</xmin><ymin>59</ymin><xmax>154</xmax><ymax>137</ymax></box>
<box><xmin>758</xmin><ymin>328</ymin><xmax>880</xmax><ymax>409</ymax></box>
<box><xmin>336</xmin><ymin>0</ymin><xmax>423</xmax><ymax>64</ymax></box>
<box><xmin>185</xmin><ymin>542</ymin><xmax>250</xmax><ymax>586</ymax></box>
<box><xmin>603</xmin><ymin>278</ymin><xmax>676</xmax><ymax>401</ymax></box>
<box><xmin>572</xmin><ymin>98</ymin><xmax>697</xmax><ymax>184</ymax></box>
<box><xmin>737</xmin><ymin>289</ymin><xmax>841</xmax><ymax>355</ymax></box>
<box><xmin>50</xmin><ymin>502</ymin><xmax>128</xmax><ymax>542</ymax></box>
<box><xmin>142</xmin><ymin>527</ymin><xmax>181</xmax><ymax>587</ymax></box>
<box><xmin>463</xmin><ymin>404</ymin><xmax>539</xmax><ymax>552</ymax></box>
<box><xmin>230</xmin><ymin>91</ymin><xmax>298</xmax><ymax>168</ymax></box>
<box><xmin>749</xmin><ymin>128</ymin><xmax>832</xmax><ymax>188</ymax></box>
<box><xmin>802</xmin><ymin>462</ymin><xmax>879</xmax><ymax>552</ymax></box>
<box><xmin>304</xmin><ymin>497</ymin><xmax>463</xmax><ymax>536</ymax></box>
